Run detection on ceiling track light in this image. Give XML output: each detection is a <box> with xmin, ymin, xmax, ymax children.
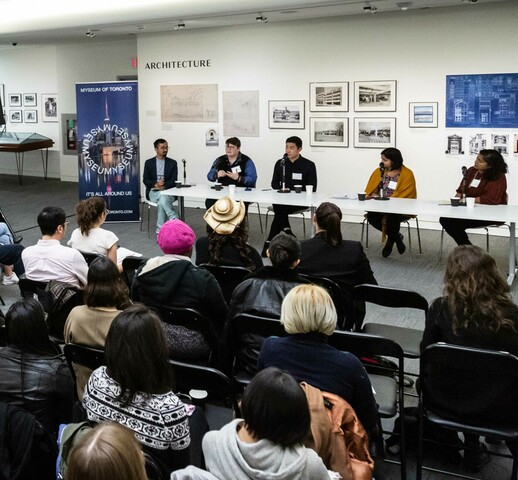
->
<box><xmin>174</xmin><ymin>22</ymin><xmax>186</xmax><ymax>31</ymax></box>
<box><xmin>256</xmin><ymin>14</ymin><xmax>268</xmax><ymax>23</ymax></box>
<box><xmin>396</xmin><ymin>2</ymin><xmax>413</xmax><ymax>11</ymax></box>
<box><xmin>86</xmin><ymin>29</ymin><xmax>96</xmax><ymax>38</ymax></box>
<box><xmin>363</xmin><ymin>3</ymin><xmax>378</xmax><ymax>14</ymax></box>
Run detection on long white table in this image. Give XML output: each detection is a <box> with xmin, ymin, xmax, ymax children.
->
<box><xmin>326</xmin><ymin>196</ymin><xmax>518</xmax><ymax>285</ymax></box>
<box><xmin>162</xmin><ymin>184</ymin><xmax>329</xmax><ymax>237</ymax></box>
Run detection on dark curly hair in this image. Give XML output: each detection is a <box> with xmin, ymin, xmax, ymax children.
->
<box><xmin>206</xmin><ymin>222</ymin><xmax>257</xmax><ymax>270</ymax></box>
<box><xmin>76</xmin><ymin>197</ymin><xmax>106</xmax><ymax>235</ymax></box>
<box><xmin>478</xmin><ymin>149</ymin><xmax>507</xmax><ymax>181</ymax></box>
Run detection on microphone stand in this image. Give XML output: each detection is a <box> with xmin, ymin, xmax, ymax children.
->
<box><xmin>181</xmin><ymin>159</ymin><xmax>191</xmax><ymax>187</ymax></box>
<box><xmin>374</xmin><ymin>164</ymin><xmax>389</xmax><ymax>201</ymax></box>
<box><xmin>278</xmin><ymin>157</ymin><xmax>290</xmax><ymax>193</ymax></box>
<box><xmin>460</xmin><ymin>169</ymin><xmax>468</xmax><ymax>206</ymax></box>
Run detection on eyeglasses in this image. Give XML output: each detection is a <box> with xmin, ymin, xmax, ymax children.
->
<box><xmin>104</xmin><ymin>209</ymin><xmax>109</xmax><ymax>215</ymax></box>
<box><xmin>62</xmin><ymin>221</ymin><xmax>69</xmax><ymax>228</ymax></box>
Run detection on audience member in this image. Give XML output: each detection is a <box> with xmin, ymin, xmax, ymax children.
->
<box><xmin>262</xmin><ymin>136</ymin><xmax>317</xmax><ymax>257</ymax></box>
<box><xmin>0</xmin><ymin>242</ymin><xmax>23</xmax><ymax>286</ymax></box>
<box><xmin>143</xmin><ymin>138</ymin><xmax>179</xmax><ymax>233</ymax></box>
<box><xmin>22</xmin><ymin>206</ymin><xmax>88</xmax><ymax>289</ymax></box>
<box><xmin>132</xmin><ymin>219</ymin><xmax>227</xmax><ymax>360</ymax></box>
<box><xmin>364</xmin><ymin>147</ymin><xmax>416</xmax><ymax>257</ymax></box>
<box><xmin>298</xmin><ymin>201</ymin><xmax>377</xmax><ymax>329</ymax></box>
<box><xmin>68</xmin><ymin>196</ymin><xmax>118</xmax><ymax>265</ymax></box>
<box><xmin>195</xmin><ymin>196</ymin><xmax>262</xmax><ymax>271</ymax></box>
<box><xmin>67</xmin><ymin>422</ymin><xmax>147</xmax><ymax>480</ymax></box>
<box><xmin>64</xmin><ymin>256</ymin><xmax>131</xmax><ymax>398</ymax></box>
<box><xmin>83</xmin><ymin>304</ymin><xmax>191</xmax><ymax>470</ymax></box>
<box><xmin>172</xmin><ymin>367</ymin><xmax>329</xmax><ymax>480</ymax></box>
<box><xmin>440</xmin><ymin>149</ymin><xmax>508</xmax><ymax>245</ymax></box>
<box><xmin>0</xmin><ymin>298</ymin><xmax>74</xmax><ymax>434</ymax></box>
<box><xmin>258</xmin><ymin>284</ymin><xmax>379</xmax><ymax>435</ymax></box>
<box><xmin>205</xmin><ymin>137</ymin><xmax>257</xmax><ymax>209</ymax></box>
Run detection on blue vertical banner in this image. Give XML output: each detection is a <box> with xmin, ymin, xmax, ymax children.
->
<box><xmin>76</xmin><ymin>81</ymin><xmax>140</xmax><ymax>222</ymax></box>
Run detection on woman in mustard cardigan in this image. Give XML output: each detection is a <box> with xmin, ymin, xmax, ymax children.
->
<box><xmin>364</xmin><ymin>148</ymin><xmax>416</xmax><ymax>257</ymax></box>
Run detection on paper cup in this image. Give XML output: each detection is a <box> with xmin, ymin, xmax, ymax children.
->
<box><xmin>466</xmin><ymin>197</ymin><xmax>475</xmax><ymax>208</ymax></box>
<box><xmin>228</xmin><ymin>184</ymin><xmax>236</xmax><ymax>198</ymax></box>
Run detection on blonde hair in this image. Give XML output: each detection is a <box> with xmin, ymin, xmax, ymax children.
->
<box><xmin>67</xmin><ymin>422</ymin><xmax>147</xmax><ymax>480</ymax></box>
<box><xmin>281</xmin><ymin>284</ymin><xmax>337</xmax><ymax>335</ymax></box>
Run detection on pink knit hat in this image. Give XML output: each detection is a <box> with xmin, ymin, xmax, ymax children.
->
<box><xmin>157</xmin><ymin>219</ymin><xmax>196</xmax><ymax>255</ymax></box>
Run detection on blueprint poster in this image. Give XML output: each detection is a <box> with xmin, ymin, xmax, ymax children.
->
<box><xmin>76</xmin><ymin>81</ymin><xmax>140</xmax><ymax>222</ymax></box>
<box><xmin>446</xmin><ymin>73</ymin><xmax>518</xmax><ymax>128</ymax></box>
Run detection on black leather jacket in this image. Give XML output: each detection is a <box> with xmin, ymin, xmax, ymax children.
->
<box><xmin>0</xmin><ymin>346</ymin><xmax>74</xmax><ymax>434</ymax></box>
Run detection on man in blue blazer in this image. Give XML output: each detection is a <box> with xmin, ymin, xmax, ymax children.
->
<box><xmin>143</xmin><ymin>138</ymin><xmax>178</xmax><ymax>233</ymax></box>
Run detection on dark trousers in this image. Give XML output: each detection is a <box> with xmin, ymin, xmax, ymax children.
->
<box><xmin>366</xmin><ymin>212</ymin><xmax>407</xmax><ymax>243</ymax></box>
<box><xmin>439</xmin><ymin>217</ymin><xmax>502</xmax><ymax>246</ymax></box>
<box><xmin>266</xmin><ymin>204</ymin><xmax>307</xmax><ymax>241</ymax></box>
<box><xmin>0</xmin><ymin>244</ymin><xmax>25</xmax><ymax>275</ymax></box>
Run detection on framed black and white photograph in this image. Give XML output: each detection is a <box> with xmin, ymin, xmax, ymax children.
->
<box><xmin>409</xmin><ymin>102</ymin><xmax>438</xmax><ymax>128</ymax></box>
<box><xmin>354</xmin><ymin>81</ymin><xmax>397</xmax><ymax>112</ymax></box>
<box><xmin>24</xmin><ymin>109</ymin><xmax>38</xmax><ymax>123</ymax></box>
<box><xmin>42</xmin><ymin>93</ymin><xmax>58</xmax><ymax>122</ymax></box>
<box><xmin>9</xmin><ymin>93</ymin><xmax>22</xmax><ymax>107</ymax></box>
<box><xmin>268</xmin><ymin>100</ymin><xmax>305</xmax><ymax>129</ymax></box>
<box><xmin>309</xmin><ymin>82</ymin><xmax>348</xmax><ymax>112</ymax></box>
<box><xmin>23</xmin><ymin>93</ymin><xmax>37</xmax><ymax>107</ymax></box>
<box><xmin>354</xmin><ymin>117</ymin><xmax>396</xmax><ymax>148</ymax></box>
<box><xmin>310</xmin><ymin>117</ymin><xmax>348</xmax><ymax>147</ymax></box>
<box><xmin>9</xmin><ymin>110</ymin><xmax>22</xmax><ymax>123</ymax></box>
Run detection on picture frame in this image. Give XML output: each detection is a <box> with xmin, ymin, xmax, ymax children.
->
<box><xmin>310</xmin><ymin>117</ymin><xmax>348</xmax><ymax>147</ymax></box>
<box><xmin>24</xmin><ymin>109</ymin><xmax>38</xmax><ymax>123</ymax></box>
<box><xmin>61</xmin><ymin>113</ymin><xmax>78</xmax><ymax>155</ymax></box>
<box><xmin>268</xmin><ymin>100</ymin><xmax>305</xmax><ymax>129</ymax></box>
<box><xmin>409</xmin><ymin>102</ymin><xmax>438</xmax><ymax>128</ymax></box>
<box><xmin>41</xmin><ymin>93</ymin><xmax>58</xmax><ymax>122</ymax></box>
<box><xmin>309</xmin><ymin>82</ymin><xmax>349</xmax><ymax>112</ymax></box>
<box><xmin>23</xmin><ymin>93</ymin><xmax>37</xmax><ymax>107</ymax></box>
<box><xmin>9</xmin><ymin>93</ymin><xmax>22</xmax><ymax>107</ymax></box>
<box><xmin>0</xmin><ymin>84</ymin><xmax>5</xmax><ymax>106</ymax></box>
<box><xmin>9</xmin><ymin>110</ymin><xmax>22</xmax><ymax>123</ymax></box>
<box><xmin>354</xmin><ymin>80</ymin><xmax>397</xmax><ymax>112</ymax></box>
<box><xmin>354</xmin><ymin>117</ymin><xmax>396</xmax><ymax>148</ymax></box>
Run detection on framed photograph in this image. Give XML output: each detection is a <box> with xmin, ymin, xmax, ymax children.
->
<box><xmin>0</xmin><ymin>84</ymin><xmax>5</xmax><ymax>106</ymax></box>
<box><xmin>9</xmin><ymin>93</ymin><xmax>22</xmax><ymax>107</ymax></box>
<box><xmin>24</xmin><ymin>109</ymin><xmax>38</xmax><ymax>123</ymax></box>
<box><xmin>310</xmin><ymin>117</ymin><xmax>348</xmax><ymax>147</ymax></box>
<box><xmin>9</xmin><ymin>110</ymin><xmax>22</xmax><ymax>123</ymax></box>
<box><xmin>354</xmin><ymin>117</ymin><xmax>396</xmax><ymax>148</ymax></box>
<box><xmin>309</xmin><ymin>82</ymin><xmax>348</xmax><ymax>112</ymax></box>
<box><xmin>268</xmin><ymin>100</ymin><xmax>305</xmax><ymax>129</ymax></box>
<box><xmin>409</xmin><ymin>102</ymin><xmax>438</xmax><ymax>128</ymax></box>
<box><xmin>354</xmin><ymin>80</ymin><xmax>397</xmax><ymax>112</ymax></box>
<box><xmin>23</xmin><ymin>93</ymin><xmax>37</xmax><ymax>107</ymax></box>
<box><xmin>41</xmin><ymin>93</ymin><xmax>58</xmax><ymax>122</ymax></box>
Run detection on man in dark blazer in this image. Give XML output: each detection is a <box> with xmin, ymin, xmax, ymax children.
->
<box><xmin>143</xmin><ymin>138</ymin><xmax>178</xmax><ymax>233</ymax></box>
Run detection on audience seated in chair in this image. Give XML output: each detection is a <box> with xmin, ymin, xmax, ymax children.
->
<box><xmin>64</xmin><ymin>256</ymin><xmax>131</xmax><ymax>399</ymax></box>
<box><xmin>83</xmin><ymin>304</ymin><xmax>191</xmax><ymax>471</ymax></box>
<box><xmin>421</xmin><ymin>245</ymin><xmax>518</xmax><ymax>471</ymax></box>
<box><xmin>0</xmin><ymin>222</ymin><xmax>23</xmax><ymax>285</ymax></box>
<box><xmin>171</xmin><ymin>367</ymin><xmax>329</xmax><ymax>480</ymax></box>
<box><xmin>298</xmin><ymin>202</ymin><xmax>377</xmax><ymax>329</ymax></box>
<box><xmin>132</xmin><ymin>219</ymin><xmax>227</xmax><ymax>360</ymax></box>
<box><xmin>195</xmin><ymin>196</ymin><xmax>262</xmax><ymax>271</ymax></box>
<box><xmin>67</xmin><ymin>196</ymin><xmax>119</xmax><ymax>268</ymax></box>
<box><xmin>0</xmin><ymin>297</ymin><xmax>74</xmax><ymax>435</ymax></box>
<box><xmin>258</xmin><ymin>284</ymin><xmax>379</xmax><ymax>436</ymax></box>
<box><xmin>66</xmin><ymin>422</ymin><xmax>148</xmax><ymax>480</ymax></box>
<box><xmin>22</xmin><ymin>206</ymin><xmax>88</xmax><ymax>289</ymax></box>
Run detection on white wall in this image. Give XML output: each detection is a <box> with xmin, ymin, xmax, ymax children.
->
<box><xmin>137</xmin><ymin>1</ymin><xmax>518</xmax><ymax>216</ymax></box>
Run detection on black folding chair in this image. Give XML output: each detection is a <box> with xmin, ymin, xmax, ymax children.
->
<box><xmin>417</xmin><ymin>343</ymin><xmax>518</xmax><ymax>480</ymax></box>
<box><xmin>79</xmin><ymin>251</ymin><xmax>102</xmax><ymax>266</ymax></box>
<box><xmin>121</xmin><ymin>256</ymin><xmax>147</xmax><ymax>292</ymax></box>
<box><xmin>199</xmin><ymin>264</ymin><xmax>250</xmax><ymax>303</ymax></box>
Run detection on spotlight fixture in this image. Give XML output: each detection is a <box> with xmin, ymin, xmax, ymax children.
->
<box><xmin>174</xmin><ymin>22</ymin><xmax>186</xmax><ymax>31</ymax></box>
<box><xmin>396</xmin><ymin>2</ymin><xmax>413</xmax><ymax>11</ymax></box>
<box><xmin>86</xmin><ymin>29</ymin><xmax>96</xmax><ymax>38</ymax></box>
<box><xmin>255</xmin><ymin>14</ymin><xmax>268</xmax><ymax>23</ymax></box>
<box><xmin>363</xmin><ymin>3</ymin><xmax>378</xmax><ymax>14</ymax></box>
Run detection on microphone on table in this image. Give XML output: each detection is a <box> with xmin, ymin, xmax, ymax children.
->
<box><xmin>461</xmin><ymin>165</ymin><xmax>468</xmax><ymax>177</ymax></box>
<box><xmin>375</xmin><ymin>161</ymin><xmax>389</xmax><ymax>201</ymax></box>
<box><xmin>280</xmin><ymin>154</ymin><xmax>289</xmax><ymax>193</ymax></box>
<box><xmin>181</xmin><ymin>159</ymin><xmax>191</xmax><ymax>187</ymax></box>
<box><xmin>379</xmin><ymin>161</ymin><xmax>385</xmax><ymax>176</ymax></box>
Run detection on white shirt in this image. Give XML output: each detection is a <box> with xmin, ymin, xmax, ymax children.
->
<box><xmin>22</xmin><ymin>239</ymin><xmax>88</xmax><ymax>289</ymax></box>
<box><xmin>67</xmin><ymin>227</ymin><xmax>118</xmax><ymax>256</ymax></box>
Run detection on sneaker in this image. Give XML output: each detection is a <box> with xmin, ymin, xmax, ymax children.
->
<box><xmin>2</xmin><ymin>272</ymin><xmax>19</xmax><ymax>285</ymax></box>
<box><xmin>395</xmin><ymin>233</ymin><xmax>406</xmax><ymax>255</ymax></box>
<box><xmin>281</xmin><ymin>227</ymin><xmax>296</xmax><ymax>237</ymax></box>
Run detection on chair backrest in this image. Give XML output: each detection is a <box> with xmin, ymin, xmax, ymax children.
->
<box><xmin>79</xmin><ymin>251</ymin><xmax>102</xmax><ymax>266</ymax></box>
<box><xmin>231</xmin><ymin>312</ymin><xmax>286</xmax><ymax>339</ymax></box>
<box><xmin>63</xmin><ymin>344</ymin><xmax>105</xmax><ymax>387</ymax></box>
<box><xmin>199</xmin><ymin>264</ymin><xmax>251</xmax><ymax>303</ymax></box>
<box><xmin>298</xmin><ymin>273</ymin><xmax>349</xmax><ymax>330</ymax></box>
<box><xmin>353</xmin><ymin>283</ymin><xmax>428</xmax><ymax>312</ymax></box>
<box><xmin>420</xmin><ymin>342</ymin><xmax>518</xmax><ymax>428</ymax></box>
<box><xmin>122</xmin><ymin>256</ymin><xmax>147</xmax><ymax>291</ymax></box>
<box><xmin>19</xmin><ymin>278</ymin><xmax>48</xmax><ymax>298</ymax></box>
<box><xmin>170</xmin><ymin>359</ymin><xmax>241</xmax><ymax>416</ymax></box>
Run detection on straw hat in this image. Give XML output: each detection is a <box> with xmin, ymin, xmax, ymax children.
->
<box><xmin>204</xmin><ymin>196</ymin><xmax>246</xmax><ymax>234</ymax></box>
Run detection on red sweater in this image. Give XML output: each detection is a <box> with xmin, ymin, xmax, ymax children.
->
<box><xmin>456</xmin><ymin>167</ymin><xmax>507</xmax><ymax>205</ymax></box>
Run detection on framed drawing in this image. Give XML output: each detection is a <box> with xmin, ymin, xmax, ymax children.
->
<box><xmin>9</xmin><ymin>93</ymin><xmax>22</xmax><ymax>107</ymax></box>
<box><xmin>354</xmin><ymin>117</ymin><xmax>396</xmax><ymax>148</ymax></box>
<box><xmin>354</xmin><ymin>80</ymin><xmax>397</xmax><ymax>112</ymax></box>
<box><xmin>309</xmin><ymin>82</ymin><xmax>348</xmax><ymax>112</ymax></box>
<box><xmin>9</xmin><ymin>110</ymin><xmax>22</xmax><ymax>123</ymax></box>
<box><xmin>310</xmin><ymin>117</ymin><xmax>348</xmax><ymax>147</ymax></box>
<box><xmin>24</xmin><ymin>110</ymin><xmax>38</xmax><ymax>123</ymax></box>
<box><xmin>23</xmin><ymin>93</ymin><xmax>37</xmax><ymax>107</ymax></box>
<box><xmin>42</xmin><ymin>93</ymin><xmax>58</xmax><ymax>122</ymax></box>
<box><xmin>409</xmin><ymin>102</ymin><xmax>438</xmax><ymax>128</ymax></box>
<box><xmin>268</xmin><ymin>100</ymin><xmax>305</xmax><ymax>129</ymax></box>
